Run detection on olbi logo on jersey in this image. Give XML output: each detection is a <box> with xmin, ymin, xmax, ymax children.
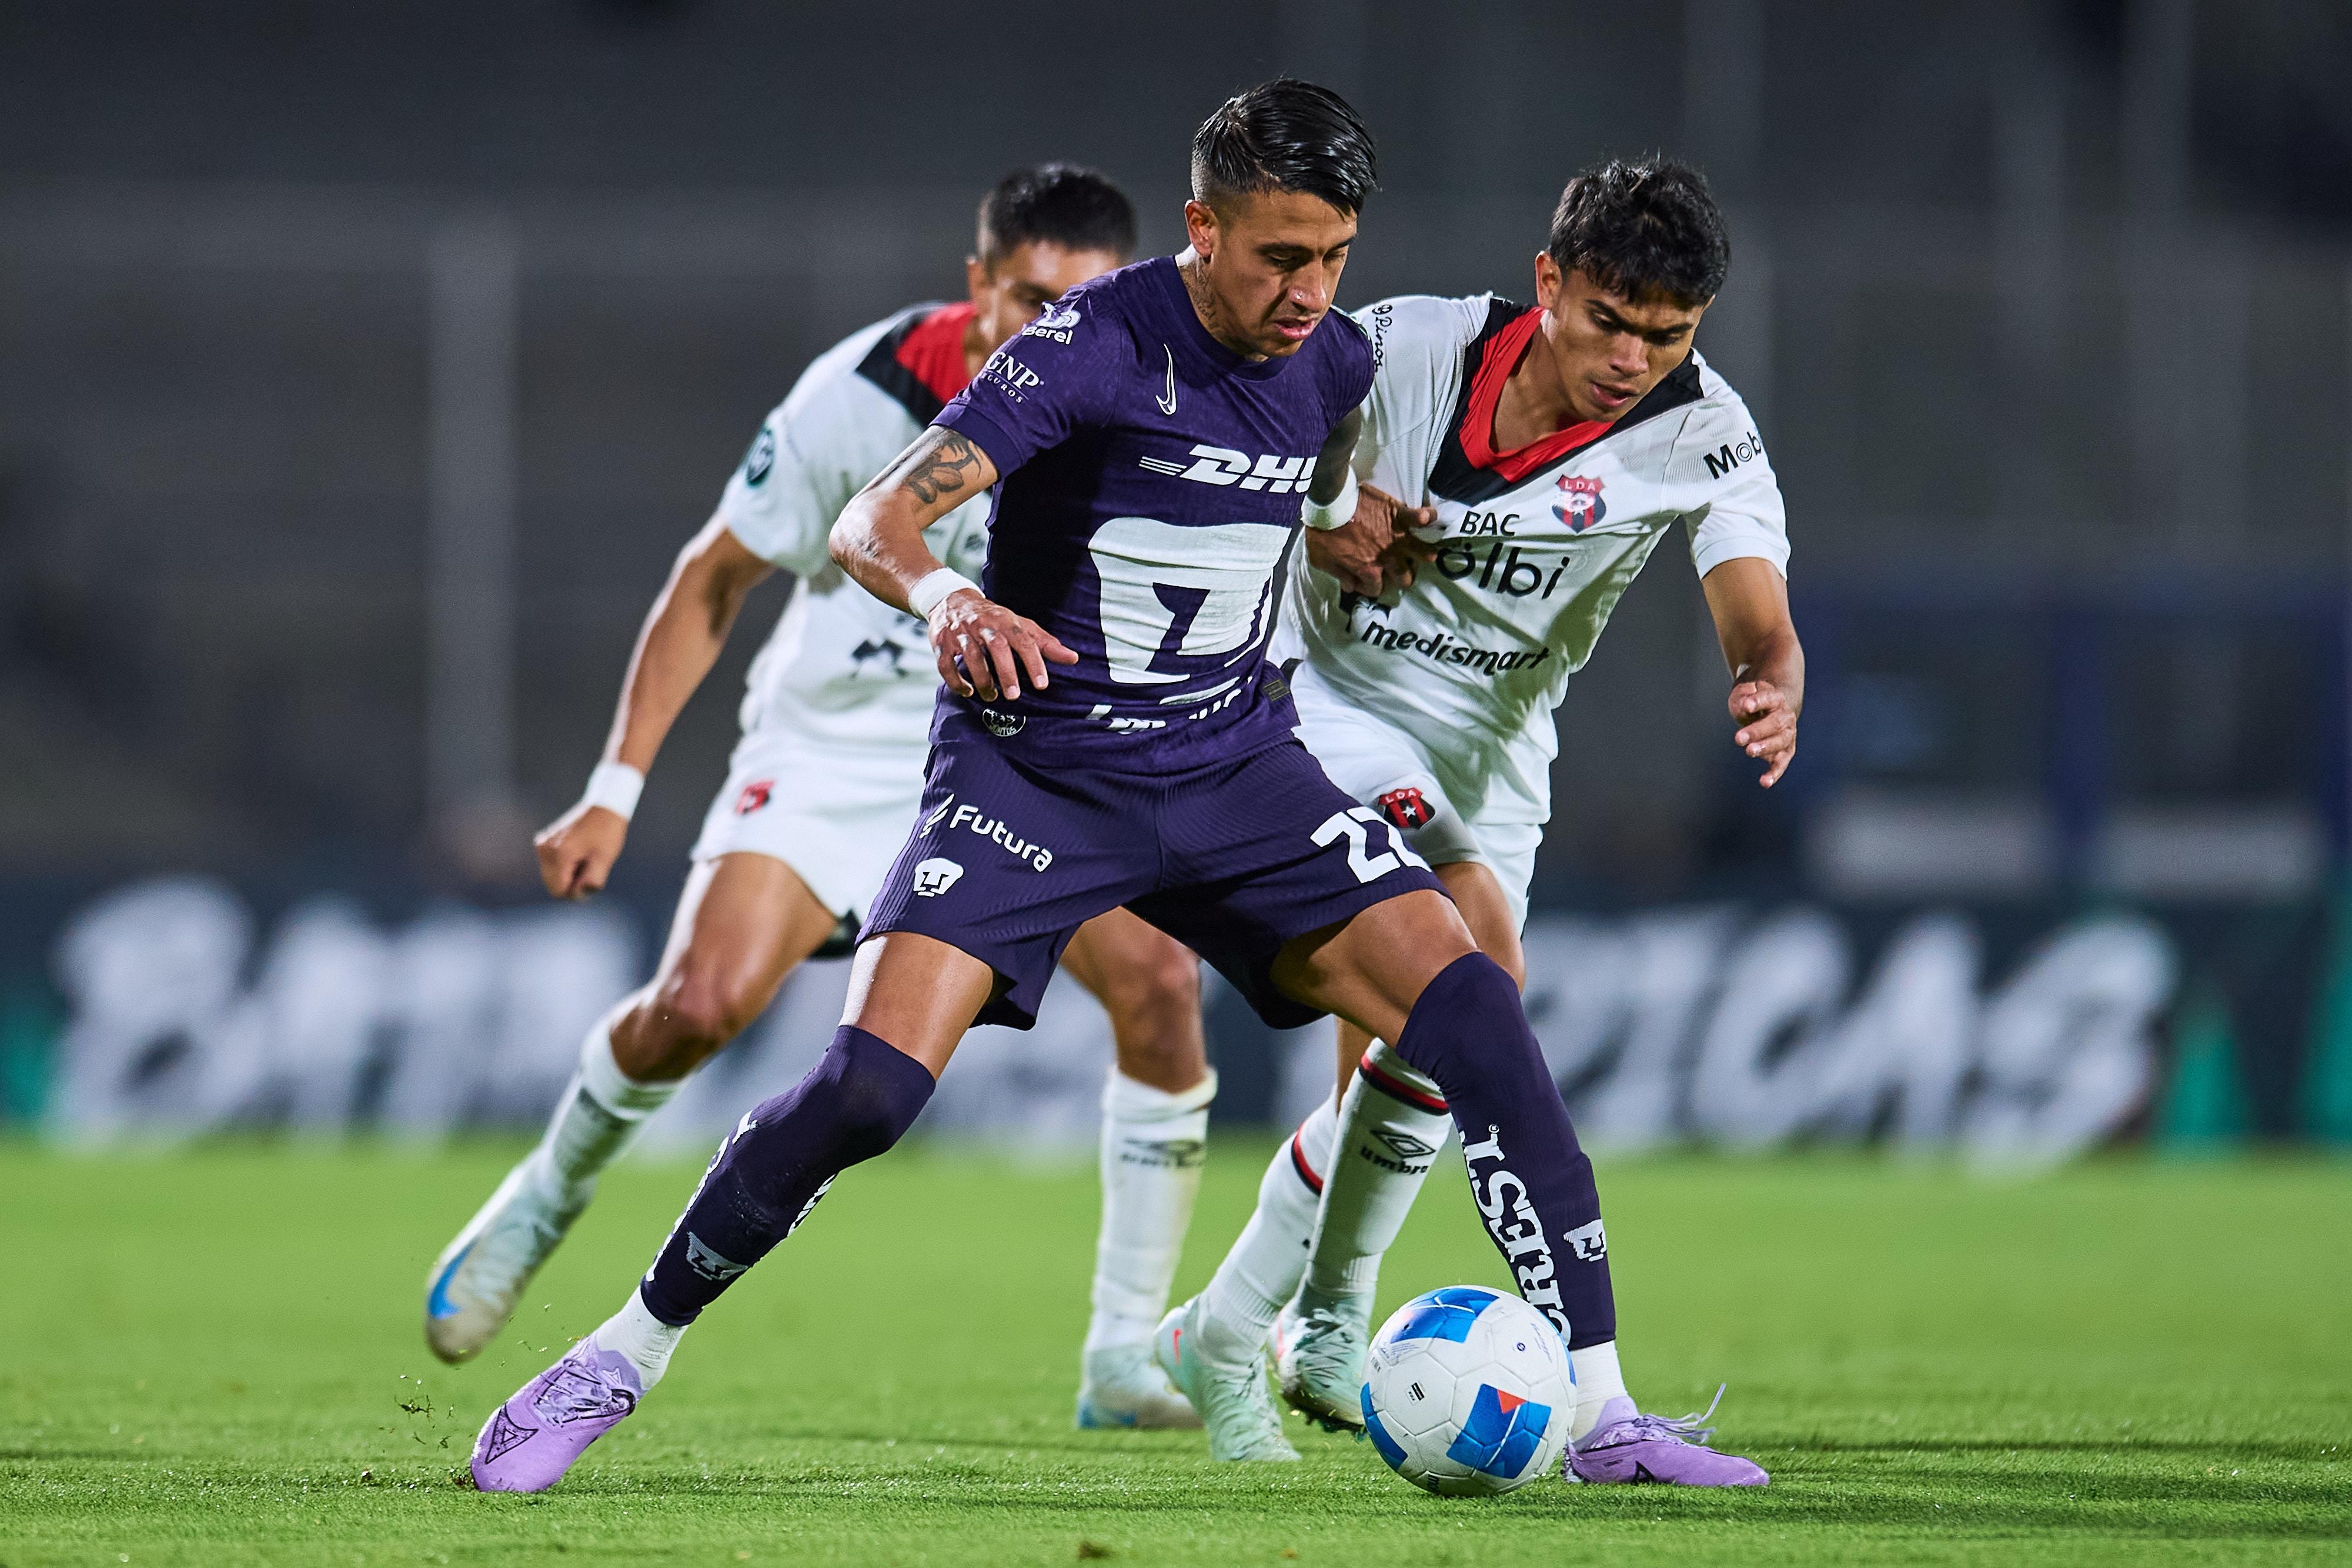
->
<box><xmin>734</xmin><ymin>780</ymin><xmax>774</xmax><ymax>816</ymax></box>
<box><xmin>911</xmin><ymin>857</ymin><xmax>964</xmax><ymax>897</ymax></box>
<box><xmin>1136</xmin><ymin>445</ymin><xmax>1314</xmax><ymax>494</ymax></box>
<box><xmin>1553</xmin><ymin>474</ymin><xmax>1606</xmax><ymax>532</ymax></box>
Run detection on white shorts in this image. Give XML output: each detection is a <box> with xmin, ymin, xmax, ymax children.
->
<box><xmin>688</xmin><ymin>730</ymin><xmax>925</xmax><ymax>920</ymax></box>
<box><xmin>1291</xmin><ymin>680</ymin><xmax>1543</xmax><ymax>934</ymax></box>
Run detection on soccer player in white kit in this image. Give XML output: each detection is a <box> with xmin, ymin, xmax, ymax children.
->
<box><xmin>1168</xmin><ymin>157</ymin><xmax>1799</xmax><ymax>1482</ymax></box>
<box><xmin>423</xmin><ymin>166</ymin><xmax>1218</xmax><ymax>1429</ymax></box>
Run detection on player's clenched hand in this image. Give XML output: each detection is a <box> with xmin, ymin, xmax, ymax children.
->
<box><xmin>1729</xmin><ymin>679</ymin><xmax>1798</xmax><ymax>787</ymax></box>
<box><xmin>928</xmin><ymin>587</ymin><xmax>1077</xmax><ymax>703</ymax></box>
<box><xmin>534</xmin><ymin>803</ymin><xmax>628</xmax><ymax>899</ymax></box>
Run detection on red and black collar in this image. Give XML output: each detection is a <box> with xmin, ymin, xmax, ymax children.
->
<box><xmin>1425</xmin><ymin>299</ymin><xmax>1703</xmax><ymax>505</ymax></box>
<box><xmin>854</xmin><ymin>301</ymin><xmax>980</xmax><ymax>422</ymax></box>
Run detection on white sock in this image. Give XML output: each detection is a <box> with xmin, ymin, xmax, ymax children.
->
<box><xmin>1303</xmin><ymin>1039</ymin><xmax>1451</xmax><ymax>1305</ymax></box>
<box><xmin>1192</xmin><ymin>1093</ymin><xmax>1339</xmax><ymax>1368</ymax></box>
<box><xmin>1086</xmin><ymin>1067</ymin><xmax>1217</xmax><ymax>1356</ymax></box>
<box><xmin>590</xmin><ymin>1288</ymin><xmax>687</xmax><ymax>1390</ymax></box>
<box><xmin>1569</xmin><ymin>1340</ymin><xmax>1632</xmax><ymax>1440</ymax></box>
<box><xmin>538</xmin><ymin>1005</ymin><xmax>681</xmax><ymax>1199</ymax></box>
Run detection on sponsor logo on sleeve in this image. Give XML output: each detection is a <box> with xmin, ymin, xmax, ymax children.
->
<box><xmin>1702</xmin><ymin>429</ymin><xmax>1766</xmax><ymax>479</ymax></box>
<box><xmin>733</xmin><ymin>780</ymin><xmax>774</xmax><ymax>815</ymax></box>
<box><xmin>911</xmin><ymin>857</ymin><xmax>965</xmax><ymax>897</ymax></box>
<box><xmin>1021</xmin><ymin>300</ymin><xmax>1083</xmax><ymax>344</ymax></box>
<box><xmin>921</xmin><ymin>794</ymin><xmax>956</xmax><ymax>833</ymax></box>
<box><xmin>741</xmin><ymin>427</ymin><xmax>776</xmax><ymax>486</ymax></box>
<box><xmin>980</xmin><ymin>347</ymin><xmax>1042</xmax><ymax>403</ymax></box>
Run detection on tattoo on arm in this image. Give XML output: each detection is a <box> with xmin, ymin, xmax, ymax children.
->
<box><xmin>887</xmin><ymin>429</ymin><xmax>984</xmax><ymax>507</ymax></box>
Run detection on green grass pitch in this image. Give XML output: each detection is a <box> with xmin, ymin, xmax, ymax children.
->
<box><xmin>2</xmin><ymin>1139</ymin><xmax>2347</xmax><ymax>1566</ymax></box>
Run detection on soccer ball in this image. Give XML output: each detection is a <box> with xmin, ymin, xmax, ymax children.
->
<box><xmin>1359</xmin><ymin>1285</ymin><xmax>1574</xmax><ymax>1496</ymax></box>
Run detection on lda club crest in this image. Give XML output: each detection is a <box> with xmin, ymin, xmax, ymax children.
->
<box><xmin>1552</xmin><ymin>473</ymin><xmax>1606</xmax><ymax>532</ymax></box>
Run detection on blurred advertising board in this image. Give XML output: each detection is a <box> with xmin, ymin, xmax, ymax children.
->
<box><xmin>4</xmin><ymin>875</ymin><xmax>2346</xmax><ymax>1159</ymax></box>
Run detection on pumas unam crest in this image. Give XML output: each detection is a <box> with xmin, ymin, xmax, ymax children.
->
<box><xmin>1553</xmin><ymin>474</ymin><xmax>1605</xmax><ymax>532</ymax></box>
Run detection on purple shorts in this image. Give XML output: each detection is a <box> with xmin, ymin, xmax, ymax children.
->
<box><xmin>861</xmin><ymin>710</ymin><xmax>1448</xmax><ymax>1029</ymax></box>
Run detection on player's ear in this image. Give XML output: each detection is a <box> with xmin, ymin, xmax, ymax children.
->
<box><xmin>964</xmin><ymin>255</ymin><xmax>990</xmax><ymax>307</ymax></box>
<box><xmin>1183</xmin><ymin>199</ymin><xmax>1220</xmax><ymax>262</ymax></box>
<box><xmin>1533</xmin><ymin>252</ymin><xmax>1562</xmax><ymax>310</ymax></box>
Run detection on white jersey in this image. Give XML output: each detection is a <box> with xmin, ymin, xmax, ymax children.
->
<box><xmin>1276</xmin><ymin>293</ymin><xmax>1789</xmax><ymax>827</ymax></box>
<box><xmin>713</xmin><ymin>303</ymin><xmax>992</xmax><ymax>786</ymax></box>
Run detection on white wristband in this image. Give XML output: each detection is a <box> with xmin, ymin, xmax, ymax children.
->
<box><xmin>908</xmin><ymin>569</ymin><xmax>981</xmax><ymax>618</ymax></box>
<box><xmin>582</xmin><ymin>761</ymin><xmax>645</xmax><ymax>821</ymax></box>
<box><xmin>1300</xmin><ymin>467</ymin><xmax>1360</xmax><ymax>531</ymax></box>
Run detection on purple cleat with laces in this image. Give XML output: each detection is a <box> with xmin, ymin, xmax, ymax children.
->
<box><xmin>1566</xmin><ymin>1388</ymin><xmax>1769</xmax><ymax>1487</ymax></box>
<box><xmin>469</xmin><ymin>1340</ymin><xmax>644</xmax><ymax>1493</ymax></box>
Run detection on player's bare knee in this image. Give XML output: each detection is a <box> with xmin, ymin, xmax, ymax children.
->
<box><xmin>1103</xmin><ymin>947</ymin><xmax>1200</xmax><ymax>1030</ymax></box>
<box><xmin>637</xmin><ymin>968</ymin><xmax>759</xmax><ymax>1071</ymax></box>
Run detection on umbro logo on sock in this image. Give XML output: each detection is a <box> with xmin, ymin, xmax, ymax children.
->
<box><xmin>1120</xmin><ymin>1136</ymin><xmax>1207</xmax><ymax>1169</ymax></box>
<box><xmin>1368</xmin><ymin>1128</ymin><xmax>1437</xmax><ymax>1161</ymax></box>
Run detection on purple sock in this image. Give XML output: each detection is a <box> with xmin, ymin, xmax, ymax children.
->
<box><xmin>1391</xmin><ymin>952</ymin><xmax>1616</xmax><ymax>1349</ymax></box>
<box><xmin>638</xmin><ymin>1026</ymin><xmax>935</xmax><ymax>1326</ymax></box>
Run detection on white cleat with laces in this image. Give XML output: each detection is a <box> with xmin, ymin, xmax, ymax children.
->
<box><xmin>1272</xmin><ymin>1285</ymin><xmax>1374</xmax><ymax>1433</ymax></box>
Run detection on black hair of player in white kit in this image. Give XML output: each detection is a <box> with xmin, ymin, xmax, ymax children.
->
<box><xmin>1547</xmin><ymin>156</ymin><xmax>1731</xmax><ymax>307</ymax></box>
<box><xmin>1191</xmin><ymin>78</ymin><xmax>1379</xmax><ymax>218</ymax></box>
<box><xmin>975</xmin><ymin>165</ymin><xmax>1140</xmax><ymax>266</ymax></box>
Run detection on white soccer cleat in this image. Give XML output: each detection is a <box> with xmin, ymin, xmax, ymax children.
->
<box><xmin>1273</xmin><ymin>1285</ymin><xmax>1374</xmax><ymax>1433</ymax></box>
<box><xmin>423</xmin><ymin>1154</ymin><xmax>587</xmax><ymax>1364</ymax></box>
<box><xmin>1074</xmin><ymin>1342</ymin><xmax>1203</xmax><ymax>1429</ymax></box>
<box><xmin>1152</xmin><ymin>1299</ymin><xmax>1298</xmax><ymax>1462</ymax></box>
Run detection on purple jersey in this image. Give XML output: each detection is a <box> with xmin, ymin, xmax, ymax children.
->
<box><xmin>933</xmin><ymin>256</ymin><xmax>1374</xmax><ymax>769</ymax></box>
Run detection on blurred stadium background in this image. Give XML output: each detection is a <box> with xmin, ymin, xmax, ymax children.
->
<box><xmin>5</xmin><ymin>0</ymin><xmax>2351</xmax><ymax>1158</ymax></box>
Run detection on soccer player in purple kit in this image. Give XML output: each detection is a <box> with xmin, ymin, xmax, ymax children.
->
<box><xmin>467</xmin><ymin>80</ymin><xmax>1758</xmax><ymax>1493</ymax></box>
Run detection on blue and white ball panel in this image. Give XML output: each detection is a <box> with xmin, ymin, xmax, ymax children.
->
<box><xmin>1361</xmin><ymin>1286</ymin><xmax>1574</xmax><ymax>1496</ymax></box>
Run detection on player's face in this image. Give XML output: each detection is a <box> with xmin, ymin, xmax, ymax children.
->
<box><xmin>1534</xmin><ymin>255</ymin><xmax>1710</xmax><ymax>423</ymax></box>
<box><xmin>1184</xmin><ymin>189</ymin><xmax>1358</xmax><ymax>359</ymax></box>
<box><xmin>965</xmin><ymin>242</ymin><xmax>1127</xmax><ymax>356</ymax></box>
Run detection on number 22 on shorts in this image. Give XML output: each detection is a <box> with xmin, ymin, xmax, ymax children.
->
<box><xmin>1312</xmin><ymin>806</ymin><xmax>1432</xmax><ymax>883</ymax></box>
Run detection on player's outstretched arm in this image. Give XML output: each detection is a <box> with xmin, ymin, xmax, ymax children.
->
<box><xmin>534</xmin><ymin>518</ymin><xmax>773</xmax><ymax>899</ymax></box>
<box><xmin>830</xmin><ymin>427</ymin><xmax>1074</xmax><ymax>703</ymax></box>
<box><xmin>1700</xmin><ymin>557</ymin><xmax>1805</xmax><ymax>788</ymax></box>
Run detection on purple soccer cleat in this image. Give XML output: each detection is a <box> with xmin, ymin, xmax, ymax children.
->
<box><xmin>1566</xmin><ymin>1388</ymin><xmax>1769</xmax><ymax>1487</ymax></box>
<box><xmin>469</xmin><ymin>1341</ymin><xmax>644</xmax><ymax>1493</ymax></box>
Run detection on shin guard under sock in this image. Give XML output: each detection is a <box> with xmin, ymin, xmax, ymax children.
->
<box><xmin>1392</xmin><ymin>952</ymin><xmax>1616</xmax><ymax>1349</ymax></box>
<box><xmin>638</xmin><ymin>1026</ymin><xmax>935</xmax><ymax>1326</ymax></box>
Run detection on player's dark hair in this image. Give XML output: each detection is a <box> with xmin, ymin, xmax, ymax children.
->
<box><xmin>1546</xmin><ymin>156</ymin><xmax>1730</xmax><ymax>306</ymax></box>
<box><xmin>976</xmin><ymin>164</ymin><xmax>1138</xmax><ymax>268</ymax></box>
<box><xmin>1191</xmin><ymin>78</ymin><xmax>1379</xmax><ymax>218</ymax></box>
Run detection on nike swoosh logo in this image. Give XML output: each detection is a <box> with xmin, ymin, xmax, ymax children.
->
<box><xmin>426</xmin><ymin>1242</ymin><xmax>473</xmax><ymax>1319</ymax></box>
<box><xmin>1156</xmin><ymin>346</ymin><xmax>1177</xmax><ymax>416</ymax></box>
